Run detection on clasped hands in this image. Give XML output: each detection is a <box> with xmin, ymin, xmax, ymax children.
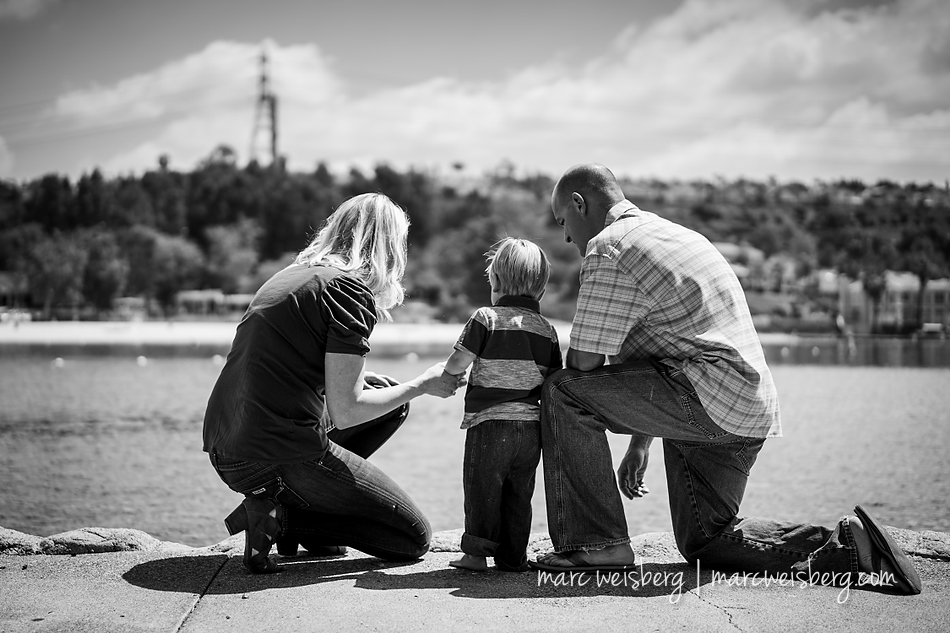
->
<box><xmin>437</xmin><ymin>364</ymin><xmax>467</xmax><ymax>397</ymax></box>
<box><xmin>363</xmin><ymin>365</ymin><xmax>464</xmax><ymax>399</ymax></box>
<box><xmin>408</xmin><ymin>362</ymin><xmax>467</xmax><ymax>398</ymax></box>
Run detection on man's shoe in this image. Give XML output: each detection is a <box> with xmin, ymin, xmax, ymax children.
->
<box><xmin>853</xmin><ymin>505</ymin><xmax>922</xmax><ymax>595</ymax></box>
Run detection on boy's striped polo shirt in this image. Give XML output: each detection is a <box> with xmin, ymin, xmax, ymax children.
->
<box><xmin>455</xmin><ymin>295</ymin><xmax>562</xmax><ymax>429</ymax></box>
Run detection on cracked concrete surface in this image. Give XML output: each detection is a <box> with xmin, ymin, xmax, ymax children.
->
<box><xmin>2</xmin><ymin>527</ymin><xmax>948</xmax><ymax>632</ymax></box>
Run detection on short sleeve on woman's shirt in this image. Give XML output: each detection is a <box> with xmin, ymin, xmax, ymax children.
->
<box><xmin>321</xmin><ymin>275</ymin><xmax>378</xmax><ymax>356</ymax></box>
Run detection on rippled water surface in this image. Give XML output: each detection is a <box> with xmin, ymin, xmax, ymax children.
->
<box><xmin>1</xmin><ymin>355</ymin><xmax>948</xmax><ymax>546</ymax></box>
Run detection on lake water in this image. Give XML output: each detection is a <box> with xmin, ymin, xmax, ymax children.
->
<box><xmin>1</xmin><ymin>341</ymin><xmax>949</xmax><ymax>547</ymax></box>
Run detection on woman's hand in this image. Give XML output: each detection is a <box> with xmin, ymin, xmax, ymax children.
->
<box><xmin>442</xmin><ymin>368</ymin><xmax>467</xmax><ymax>396</ymax></box>
<box><xmin>325</xmin><ymin>354</ymin><xmax>467</xmax><ymax>429</ymax></box>
<box><xmin>417</xmin><ymin>362</ymin><xmax>466</xmax><ymax>398</ymax></box>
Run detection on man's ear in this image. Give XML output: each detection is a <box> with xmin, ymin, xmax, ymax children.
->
<box><xmin>571</xmin><ymin>191</ymin><xmax>586</xmax><ymax>216</ymax></box>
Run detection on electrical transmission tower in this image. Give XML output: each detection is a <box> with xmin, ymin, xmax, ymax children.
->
<box><xmin>249</xmin><ymin>49</ymin><xmax>278</xmax><ymax>167</ymax></box>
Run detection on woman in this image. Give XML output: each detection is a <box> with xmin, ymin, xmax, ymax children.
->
<box><xmin>203</xmin><ymin>193</ymin><xmax>461</xmax><ymax>573</ymax></box>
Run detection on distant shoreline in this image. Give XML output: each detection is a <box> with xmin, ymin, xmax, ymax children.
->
<box><xmin>0</xmin><ymin>320</ymin><xmax>479</xmax><ymax>358</ymax></box>
<box><xmin>0</xmin><ymin>320</ymin><xmax>801</xmax><ymax>358</ymax></box>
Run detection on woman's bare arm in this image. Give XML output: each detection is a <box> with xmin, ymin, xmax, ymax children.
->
<box><xmin>324</xmin><ymin>353</ymin><xmax>462</xmax><ymax>429</ymax></box>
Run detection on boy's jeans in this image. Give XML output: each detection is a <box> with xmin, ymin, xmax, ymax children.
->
<box><xmin>211</xmin><ymin>402</ymin><xmax>431</xmax><ymax>561</ymax></box>
<box><xmin>461</xmin><ymin>420</ymin><xmax>540</xmax><ymax>569</ymax></box>
<box><xmin>541</xmin><ymin>361</ymin><xmax>858</xmax><ymax>582</ymax></box>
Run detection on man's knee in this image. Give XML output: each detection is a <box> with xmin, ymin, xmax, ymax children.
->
<box><xmin>672</xmin><ymin>513</ymin><xmax>737</xmax><ymax>564</ymax></box>
<box><xmin>542</xmin><ymin>367</ymin><xmax>584</xmax><ymax>400</ymax></box>
<box><xmin>672</xmin><ymin>525</ymin><xmax>714</xmax><ymax>564</ymax></box>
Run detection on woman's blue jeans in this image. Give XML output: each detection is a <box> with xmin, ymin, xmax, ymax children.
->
<box><xmin>210</xmin><ymin>402</ymin><xmax>431</xmax><ymax>561</ymax></box>
<box><xmin>541</xmin><ymin>361</ymin><xmax>858</xmax><ymax>582</ymax></box>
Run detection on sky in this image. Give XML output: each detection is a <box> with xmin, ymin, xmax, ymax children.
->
<box><xmin>0</xmin><ymin>0</ymin><xmax>948</xmax><ymax>184</ymax></box>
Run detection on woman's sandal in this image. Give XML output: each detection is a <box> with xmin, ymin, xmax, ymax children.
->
<box><xmin>224</xmin><ymin>497</ymin><xmax>283</xmax><ymax>574</ymax></box>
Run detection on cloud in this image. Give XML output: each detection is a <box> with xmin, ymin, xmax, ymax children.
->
<box><xmin>0</xmin><ymin>136</ymin><xmax>13</xmax><ymax>177</ymax></box>
<box><xmin>53</xmin><ymin>39</ymin><xmax>341</xmax><ymax>173</ymax></box>
<box><xmin>51</xmin><ymin>0</ymin><xmax>950</xmax><ymax>182</ymax></box>
<box><xmin>0</xmin><ymin>0</ymin><xmax>57</xmax><ymax>20</ymax></box>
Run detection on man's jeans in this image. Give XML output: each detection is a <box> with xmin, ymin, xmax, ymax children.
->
<box><xmin>541</xmin><ymin>360</ymin><xmax>858</xmax><ymax>581</ymax></box>
<box><xmin>211</xmin><ymin>403</ymin><xmax>431</xmax><ymax>561</ymax></box>
<box><xmin>460</xmin><ymin>420</ymin><xmax>540</xmax><ymax>568</ymax></box>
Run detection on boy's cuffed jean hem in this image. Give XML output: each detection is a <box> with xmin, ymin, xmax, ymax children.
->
<box><xmin>554</xmin><ymin>536</ymin><xmax>632</xmax><ymax>554</ymax></box>
<box><xmin>461</xmin><ymin>533</ymin><xmax>499</xmax><ymax>557</ymax></box>
<box><xmin>461</xmin><ymin>533</ymin><xmax>529</xmax><ymax>569</ymax></box>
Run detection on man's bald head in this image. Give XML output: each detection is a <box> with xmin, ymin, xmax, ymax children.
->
<box><xmin>552</xmin><ymin>163</ymin><xmax>626</xmax><ymax>212</ymax></box>
<box><xmin>550</xmin><ymin>163</ymin><xmax>627</xmax><ymax>256</ymax></box>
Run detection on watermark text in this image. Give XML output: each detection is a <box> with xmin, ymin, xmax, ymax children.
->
<box><xmin>536</xmin><ymin>560</ymin><xmax>896</xmax><ymax>604</ymax></box>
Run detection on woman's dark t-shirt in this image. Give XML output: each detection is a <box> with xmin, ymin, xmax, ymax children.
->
<box><xmin>202</xmin><ymin>264</ymin><xmax>376</xmax><ymax>464</ymax></box>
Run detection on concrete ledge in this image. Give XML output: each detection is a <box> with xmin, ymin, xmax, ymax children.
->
<box><xmin>4</xmin><ymin>525</ymin><xmax>949</xmax><ymax>561</ymax></box>
<box><xmin>0</xmin><ymin>526</ymin><xmax>194</xmax><ymax>556</ymax></box>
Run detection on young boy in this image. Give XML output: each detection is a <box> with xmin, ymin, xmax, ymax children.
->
<box><xmin>443</xmin><ymin>237</ymin><xmax>562</xmax><ymax>572</ymax></box>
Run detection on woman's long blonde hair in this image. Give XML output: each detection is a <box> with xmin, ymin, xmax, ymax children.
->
<box><xmin>295</xmin><ymin>193</ymin><xmax>409</xmax><ymax>317</ymax></box>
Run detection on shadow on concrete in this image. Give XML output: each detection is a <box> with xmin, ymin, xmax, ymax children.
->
<box><xmin>352</xmin><ymin>562</ymin><xmax>707</xmax><ymax>600</ymax></box>
<box><xmin>122</xmin><ymin>554</ymin><xmax>417</xmax><ymax>594</ymax></box>
<box><xmin>123</xmin><ymin>553</ymin><xmax>718</xmax><ymax>601</ymax></box>
<box><xmin>120</xmin><ymin>553</ymin><xmax>910</xmax><ymax>601</ymax></box>
<box><xmin>122</xmin><ymin>554</ymin><xmax>229</xmax><ymax>593</ymax></box>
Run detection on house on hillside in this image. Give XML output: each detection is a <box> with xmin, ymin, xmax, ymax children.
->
<box><xmin>712</xmin><ymin>242</ymin><xmax>766</xmax><ymax>291</ymax></box>
<box><xmin>838</xmin><ymin>271</ymin><xmax>950</xmax><ymax>335</ymax></box>
<box><xmin>174</xmin><ymin>289</ymin><xmax>254</xmax><ymax>316</ymax></box>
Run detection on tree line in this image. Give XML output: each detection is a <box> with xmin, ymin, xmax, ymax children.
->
<box><xmin>1</xmin><ymin>146</ymin><xmax>948</xmax><ymax>328</ymax></box>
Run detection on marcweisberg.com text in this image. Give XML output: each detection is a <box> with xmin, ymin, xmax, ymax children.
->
<box><xmin>536</xmin><ymin>561</ymin><xmax>895</xmax><ymax>604</ymax></box>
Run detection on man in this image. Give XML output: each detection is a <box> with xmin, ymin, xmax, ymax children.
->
<box><xmin>530</xmin><ymin>163</ymin><xmax>920</xmax><ymax>595</ymax></box>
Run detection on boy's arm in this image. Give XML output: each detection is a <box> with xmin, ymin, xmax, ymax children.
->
<box><xmin>446</xmin><ymin>309</ymin><xmax>484</xmax><ymax>377</ymax></box>
<box><xmin>444</xmin><ymin>348</ymin><xmax>476</xmax><ymax>376</ymax></box>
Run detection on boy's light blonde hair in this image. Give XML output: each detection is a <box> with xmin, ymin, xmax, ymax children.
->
<box><xmin>486</xmin><ymin>237</ymin><xmax>551</xmax><ymax>301</ymax></box>
<box><xmin>295</xmin><ymin>193</ymin><xmax>409</xmax><ymax>316</ymax></box>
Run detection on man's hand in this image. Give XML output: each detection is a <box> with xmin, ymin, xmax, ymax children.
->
<box><xmin>618</xmin><ymin>436</ymin><xmax>654</xmax><ymax>499</ymax></box>
<box><xmin>566</xmin><ymin>348</ymin><xmax>605</xmax><ymax>372</ymax></box>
